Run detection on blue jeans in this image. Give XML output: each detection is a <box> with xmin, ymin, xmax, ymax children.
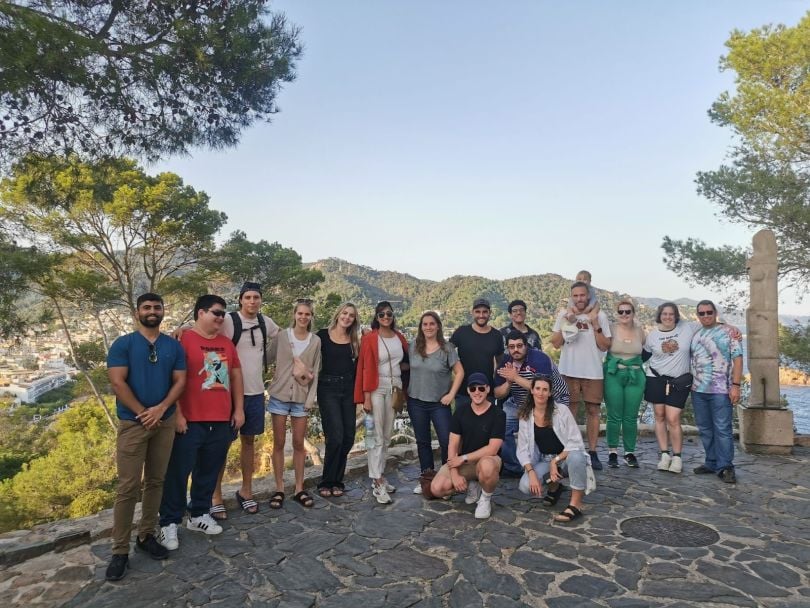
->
<box><xmin>407</xmin><ymin>397</ymin><xmax>452</xmax><ymax>472</ymax></box>
<box><xmin>500</xmin><ymin>399</ymin><xmax>522</xmax><ymax>476</ymax></box>
<box><xmin>691</xmin><ymin>391</ymin><xmax>735</xmax><ymax>472</ymax></box>
<box><xmin>317</xmin><ymin>374</ymin><xmax>356</xmax><ymax>488</ymax></box>
<box><xmin>519</xmin><ymin>449</ymin><xmax>588</xmax><ymax>494</ymax></box>
<box><xmin>159</xmin><ymin>422</ymin><xmax>234</xmax><ymax>526</ymax></box>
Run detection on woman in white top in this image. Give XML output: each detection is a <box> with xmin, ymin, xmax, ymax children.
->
<box><xmin>516</xmin><ymin>375</ymin><xmax>589</xmax><ymax>523</ymax></box>
<box><xmin>353</xmin><ymin>301</ymin><xmax>410</xmax><ymax>504</ymax></box>
<box><xmin>267</xmin><ymin>299</ymin><xmax>321</xmax><ymax>509</ymax></box>
<box><xmin>642</xmin><ymin>302</ymin><xmax>699</xmax><ymax>474</ymax></box>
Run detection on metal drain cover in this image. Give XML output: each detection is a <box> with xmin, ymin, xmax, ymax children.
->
<box><xmin>620</xmin><ymin>516</ymin><xmax>720</xmax><ymax>547</ymax></box>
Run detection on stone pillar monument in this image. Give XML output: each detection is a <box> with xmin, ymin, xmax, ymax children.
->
<box><xmin>738</xmin><ymin>229</ymin><xmax>794</xmax><ymax>454</ymax></box>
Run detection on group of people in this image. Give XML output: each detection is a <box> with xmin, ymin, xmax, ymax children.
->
<box><xmin>104</xmin><ymin>274</ymin><xmax>744</xmax><ymax>583</ymax></box>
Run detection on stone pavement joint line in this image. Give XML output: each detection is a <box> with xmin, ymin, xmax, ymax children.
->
<box><xmin>1</xmin><ymin>438</ymin><xmax>809</xmax><ymax>607</ymax></box>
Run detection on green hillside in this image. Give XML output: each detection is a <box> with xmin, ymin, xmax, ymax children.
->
<box><xmin>308</xmin><ymin>258</ymin><xmax>665</xmax><ymax>332</ymax></box>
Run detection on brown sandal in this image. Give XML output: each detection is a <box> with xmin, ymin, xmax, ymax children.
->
<box><xmin>269</xmin><ymin>491</ymin><xmax>285</xmax><ymax>510</ymax></box>
<box><xmin>293</xmin><ymin>490</ymin><xmax>314</xmax><ymax>508</ymax></box>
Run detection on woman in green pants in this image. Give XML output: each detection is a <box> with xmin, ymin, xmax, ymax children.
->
<box><xmin>603</xmin><ymin>300</ymin><xmax>646</xmax><ymax>468</ymax></box>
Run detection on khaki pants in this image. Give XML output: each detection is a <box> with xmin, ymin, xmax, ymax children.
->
<box><xmin>111</xmin><ymin>413</ymin><xmax>176</xmax><ymax>555</ymax></box>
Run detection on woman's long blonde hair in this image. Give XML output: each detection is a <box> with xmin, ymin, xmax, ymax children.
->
<box><xmin>328</xmin><ymin>302</ymin><xmax>360</xmax><ymax>358</ymax></box>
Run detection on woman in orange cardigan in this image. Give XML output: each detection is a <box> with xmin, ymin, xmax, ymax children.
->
<box><xmin>354</xmin><ymin>301</ymin><xmax>410</xmax><ymax>504</ymax></box>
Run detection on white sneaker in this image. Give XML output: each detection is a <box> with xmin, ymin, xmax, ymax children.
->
<box><xmin>657</xmin><ymin>453</ymin><xmax>672</xmax><ymax>471</ymax></box>
<box><xmin>158</xmin><ymin>523</ymin><xmax>179</xmax><ymax>551</ymax></box>
<box><xmin>413</xmin><ymin>484</ymin><xmax>423</xmax><ymax>494</ymax></box>
<box><xmin>186</xmin><ymin>513</ymin><xmax>223</xmax><ymax>535</ymax></box>
<box><xmin>465</xmin><ymin>481</ymin><xmax>481</xmax><ymax>505</ymax></box>
<box><xmin>384</xmin><ymin>482</ymin><xmax>396</xmax><ymax>494</ymax></box>
<box><xmin>474</xmin><ymin>494</ymin><xmax>492</xmax><ymax>519</ymax></box>
<box><xmin>372</xmin><ymin>483</ymin><xmax>393</xmax><ymax>504</ymax></box>
<box><xmin>668</xmin><ymin>455</ymin><xmax>683</xmax><ymax>474</ymax></box>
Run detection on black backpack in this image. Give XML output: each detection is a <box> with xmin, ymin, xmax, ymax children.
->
<box><xmin>230</xmin><ymin>311</ymin><xmax>268</xmax><ymax>373</ymax></box>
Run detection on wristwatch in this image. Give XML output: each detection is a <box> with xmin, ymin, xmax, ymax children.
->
<box><xmin>462</xmin><ymin>454</ymin><xmax>468</xmax><ymax>463</ymax></box>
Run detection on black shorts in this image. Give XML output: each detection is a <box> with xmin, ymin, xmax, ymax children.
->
<box><xmin>644</xmin><ymin>374</ymin><xmax>692</xmax><ymax>408</ymax></box>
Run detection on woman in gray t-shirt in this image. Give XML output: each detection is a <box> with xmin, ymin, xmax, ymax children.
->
<box><xmin>407</xmin><ymin>312</ymin><xmax>464</xmax><ymax>490</ymax></box>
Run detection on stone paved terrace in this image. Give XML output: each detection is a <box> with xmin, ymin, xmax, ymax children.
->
<box><xmin>2</xmin><ymin>437</ymin><xmax>810</xmax><ymax>607</ymax></box>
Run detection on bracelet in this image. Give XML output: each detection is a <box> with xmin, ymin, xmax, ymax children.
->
<box><xmin>732</xmin><ymin>382</ymin><xmax>741</xmax><ymax>387</ymax></box>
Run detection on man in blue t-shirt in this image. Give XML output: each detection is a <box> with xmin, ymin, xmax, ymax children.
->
<box><xmin>105</xmin><ymin>293</ymin><xmax>186</xmax><ymax>581</ymax></box>
<box><xmin>494</xmin><ymin>331</ymin><xmax>570</xmax><ymax>477</ymax></box>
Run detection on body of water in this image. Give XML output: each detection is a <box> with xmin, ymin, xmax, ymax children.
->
<box><xmin>780</xmin><ymin>385</ymin><xmax>810</xmax><ymax>434</ymax></box>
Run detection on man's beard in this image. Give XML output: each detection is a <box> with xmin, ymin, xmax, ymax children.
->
<box><xmin>140</xmin><ymin>314</ymin><xmax>163</xmax><ymax>328</ymax></box>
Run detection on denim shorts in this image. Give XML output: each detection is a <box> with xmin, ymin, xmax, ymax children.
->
<box><xmin>241</xmin><ymin>393</ymin><xmax>267</xmax><ymax>435</ymax></box>
<box><xmin>267</xmin><ymin>396</ymin><xmax>307</xmax><ymax>418</ymax></box>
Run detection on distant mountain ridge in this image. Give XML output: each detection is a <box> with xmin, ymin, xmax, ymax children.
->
<box><xmin>308</xmin><ymin>258</ymin><xmax>807</xmax><ymax>331</ymax></box>
<box><xmin>309</xmin><ymin>258</ymin><xmax>681</xmax><ymax>330</ymax></box>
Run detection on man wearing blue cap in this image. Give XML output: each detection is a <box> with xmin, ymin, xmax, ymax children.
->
<box><xmin>429</xmin><ymin>372</ymin><xmax>506</xmax><ymax>519</ymax></box>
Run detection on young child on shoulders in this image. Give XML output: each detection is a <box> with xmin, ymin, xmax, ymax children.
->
<box><xmin>565</xmin><ymin>269</ymin><xmax>600</xmax><ymax>323</ymax></box>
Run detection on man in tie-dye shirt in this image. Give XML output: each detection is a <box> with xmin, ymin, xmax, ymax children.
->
<box><xmin>690</xmin><ymin>300</ymin><xmax>743</xmax><ymax>484</ymax></box>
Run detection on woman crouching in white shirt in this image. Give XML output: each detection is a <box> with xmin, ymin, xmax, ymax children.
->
<box><xmin>517</xmin><ymin>375</ymin><xmax>590</xmax><ymax>523</ymax></box>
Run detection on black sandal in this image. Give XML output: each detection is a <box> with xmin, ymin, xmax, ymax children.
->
<box><xmin>318</xmin><ymin>487</ymin><xmax>333</xmax><ymax>498</ymax></box>
<box><xmin>269</xmin><ymin>491</ymin><xmax>285</xmax><ymax>510</ymax></box>
<box><xmin>542</xmin><ymin>483</ymin><xmax>565</xmax><ymax>506</ymax></box>
<box><xmin>554</xmin><ymin>504</ymin><xmax>583</xmax><ymax>523</ymax></box>
<box><xmin>209</xmin><ymin>503</ymin><xmax>227</xmax><ymax>521</ymax></box>
<box><xmin>236</xmin><ymin>491</ymin><xmax>259</xmax><ymax>514</ymax></box>
<box><xmin>331</xmin><ymin>486</ymin><xmax>344</xmax><ymax>497</ymax></box>
<box><xmin>293</xmin><ymin>490</ymin><xmax>314</xmax><ymax>508</ymax></box>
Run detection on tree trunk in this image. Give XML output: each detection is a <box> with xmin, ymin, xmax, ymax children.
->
<box><xmin>54</xmin><ymin>298</ymin><xmax>116</xmax><ymax>432</ymax></box>
<box><xmin>304</xmin><ymin>438</ymin><xmax>322</xmax><ymax>466</ymax></box>
<box><xmin>94</xmin><ymin>312</ymin><xmax>110</xmax><ymax>354</ymax></box>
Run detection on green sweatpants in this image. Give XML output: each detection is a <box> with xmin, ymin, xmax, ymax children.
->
<box><xmin>603</xmin><ymin>355</ymin><xmax>646</xmax><ymax>452</ymax></box>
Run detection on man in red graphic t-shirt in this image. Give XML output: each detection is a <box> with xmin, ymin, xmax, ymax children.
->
<box><xmin>158</xmin><ymin>295</ymin><xmax>244</xmax><ymax>551</ymax></box>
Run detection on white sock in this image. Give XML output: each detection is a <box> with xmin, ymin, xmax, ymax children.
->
<box><xmin>481</xmin><ymin>490</ymin><xmax>492</xmax><ymax>498</ymax></box>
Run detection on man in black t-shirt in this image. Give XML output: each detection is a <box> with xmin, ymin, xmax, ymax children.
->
<box><xmin>430</xmin><ymin>373</ymin><xmax>506</xmax><ymax>519</ymax></box>
<box><xmin>450</xmin><ymin>297</ymin><xmax>505</xmax><ymax>408</ymax></box>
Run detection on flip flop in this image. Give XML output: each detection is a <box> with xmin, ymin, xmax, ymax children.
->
<box><xmin>293</xmin><ymin>490</ymin><xmax>314</xmax><ymax>508</ymax></box>
<box><xmin>209</xmin><ymin>503</ymin><xmax>228</xmax><ymax>521</ymax></box>
<box><xmin>235</xmin><ymin>491</ymin><xmax>259</xmax><ymax>514</ymax></box>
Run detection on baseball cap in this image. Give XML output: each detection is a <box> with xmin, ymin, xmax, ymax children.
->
<box><xmin>239</xmin><ymin>282</ymin><xmax>262</xmax><ymax>297</ymax></box>
<box><xmin>467</xmin><ymin>372</ymin><xmax>490</xmax><ymax>387</ymax></box>
<box><xmin>472</xmin><ymin>298</ymin><xmax>491</xmax><ymax>310</ymax></box>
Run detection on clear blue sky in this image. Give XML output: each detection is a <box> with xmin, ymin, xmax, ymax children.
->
<box><xmin>157</xmin><ymin>0</ymin><xmax>810</xmax><ymax>315</ymax></box>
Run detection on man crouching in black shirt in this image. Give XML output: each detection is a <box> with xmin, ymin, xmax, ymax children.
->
<box><xmin>429</xmin><ymin>372</ymin><xmax>506</xmax><ymax>519</ymax></box>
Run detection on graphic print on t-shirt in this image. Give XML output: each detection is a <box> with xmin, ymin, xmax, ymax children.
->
<box><xmin>199</xmin><ymin>348</ymin><xmax>230</xmax><ymax>391</ymax></box>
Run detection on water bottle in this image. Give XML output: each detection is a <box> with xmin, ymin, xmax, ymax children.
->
<box><xmin>364</xmin><ymin>413</ymin><xmax>377</xmax><ymax>449</ymax></box>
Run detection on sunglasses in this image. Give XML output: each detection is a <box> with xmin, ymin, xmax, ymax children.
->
<box><xmin>148</xmin><ymin>343</ymin><xmax>158</xmax><ymax>364</ymax></box>
<box><xmin>617</xmin><ymin>309</ymin><xmax>633</xmax><ymax>315</ymax></box>
<box><xmin>377</xmin><ymin>311</ymin><xmax>394</xmax><ymax>319</ymax></box>
<box><xmin>468</xmin><ymin>385</ymin><xmax>488</xmax><ymax>393</ymax></box>
<box><xmin>697</xmin><ymin>310</ymin><xmax>715</xmax><ymax>317</ymax></box>
<box><xmin>207</xmin><ymin>309</ymin><xmax>227</xmax><ymax>318</ymax></box>
<box><xmin>295</xmin><ymin>298</ymin><xmax>313</xmax><ymax>305</ymax></box>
